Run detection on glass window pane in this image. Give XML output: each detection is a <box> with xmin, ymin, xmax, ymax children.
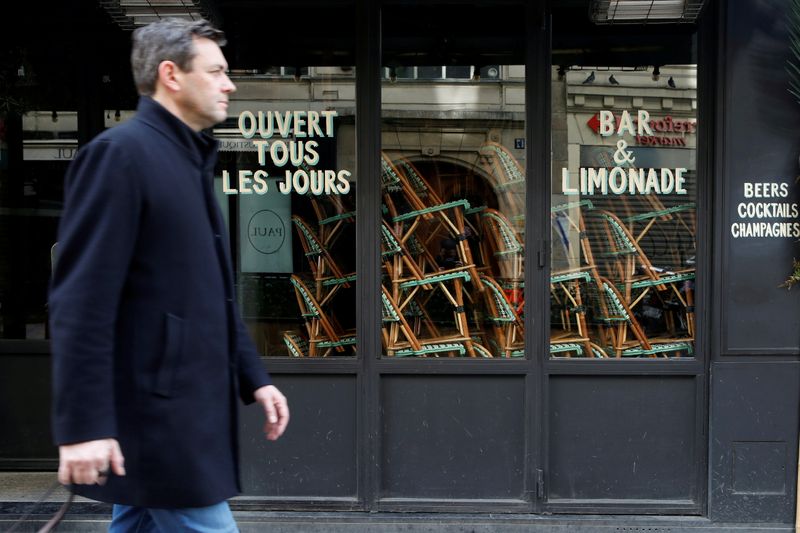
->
<box><xmin>1</xmin><ymin>111</ymin><xmax>75</xmax><ymax>339</ymax></box>
<box><xmin>417</xmin><ymin>66</ymin><xmax>444</xmax><ymax>79</ymax></box>
<box><xmin>445</xmin><ymin>66</ymin><xmax>471</xmax><ymax>79</ymax></box>
<box><xmin>396</xmin><ymin>66</ymin><xmax>415</xmax><ymax>79</ymax></box>
<box><xmin>216</xmin><ymin>67</ymin><xmax>357</xmax><ymax>357</ymax></box>
<box><xmin>381</xmin><ymin>65</ymin><xmax>526</xmax><ymax>359</ymax></box>
<box><xmin>550</xmin><ymin>66</ymin><xmax>697</xmax><ymax>359</ymax></box>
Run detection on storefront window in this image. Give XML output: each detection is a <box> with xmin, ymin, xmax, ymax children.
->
<box><xmin>0</xmin><ymin>111</ymin><xmax>77</xmax><ymax>340</ymax></box>
<box><xmin>216</xmin><ymin>67</ymin><xmax>356</xmax><ymax>357</ymax></box>
<box><xmin>381</xmin><ymin>65</ymin><xmax>526</xmax><ymax>358</ymax></box>
<box><xmin>550</xmin><ymin>66</ymin><xmax>697</xmax><ymax>359</ymax></box>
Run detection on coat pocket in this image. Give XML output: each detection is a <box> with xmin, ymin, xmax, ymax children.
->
<box><xmin>153</xmin><ymin>313</ymin><xmax>184</xmax><ymax>397</ymax></box>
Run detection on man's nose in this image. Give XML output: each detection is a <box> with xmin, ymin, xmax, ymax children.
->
<box><xmin>223</xmin><ymin>75</ymin><xmax>236</xmax><ymax>93</ymax></box>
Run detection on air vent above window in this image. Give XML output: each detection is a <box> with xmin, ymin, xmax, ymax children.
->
<box><xmin>99</xmin><ymin>0</ymin><xmax>216</xmax><ymax>30</ymax></box>
<box><xmin>590</xmin><ymin>0</ymin><xmax>706</xmax><ymax>24</ymax></box>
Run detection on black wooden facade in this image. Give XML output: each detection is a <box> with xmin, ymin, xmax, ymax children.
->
<box><xmin>0</xmin><ymin>0</ymin><xmax>798</xmax><ymax>529</ymax></box>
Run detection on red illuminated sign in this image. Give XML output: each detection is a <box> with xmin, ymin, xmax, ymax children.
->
<box><xmin>587</xmin><ymin>112</ymin><xmax>696</xmax><ymax>146</ymax></box>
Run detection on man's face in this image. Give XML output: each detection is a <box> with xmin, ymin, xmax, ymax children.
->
<box><xmin>175</xmin><ymin>37</ymin><xmax>236</xmax><ymax>131</ymax></box>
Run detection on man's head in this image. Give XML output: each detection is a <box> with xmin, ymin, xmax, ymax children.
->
<box><xmin>131</xmin><ymin>18</ymin><xmax>236</xmax><ymax>131</ymax></box>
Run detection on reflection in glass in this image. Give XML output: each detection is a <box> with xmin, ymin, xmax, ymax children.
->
<box><xmin>550</xmin><ymin>66</ymin><xmax>697</xmax><ymax>359</ymax></box>
<box><xmin>381</xmin><ymin>65</ymin><xmax>526</xmax><ymax>358</ymax></box>
<box><xmin>215</xmin><ymin>67</ymin><xmax>357</xmax><ymax>357</ymax></box>
<box><xmin>0</xmin><ymin>111</ymin><xmax>75</xmax><ymax>339</ymax></box>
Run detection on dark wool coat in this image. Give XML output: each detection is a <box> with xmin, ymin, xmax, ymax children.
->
<box><xmin>49</xmin><ymin>96</ymin><xmax>271</xmax><ymax>508</ymax></box>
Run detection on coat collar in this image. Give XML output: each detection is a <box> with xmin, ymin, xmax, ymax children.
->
<box><xmin>135</xmin><ymin>96</ymin><xmax>218</xmax><ymax>170</ymax></box>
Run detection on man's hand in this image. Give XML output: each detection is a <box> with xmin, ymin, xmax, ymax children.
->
<box><xmin>58</xmin><ymin>438</ymin><xmax>125</xmax><ymax>485</ymax></box>
<box><xmin>254</xmin><ymin>385</ymin><xmax>290</xmax><ymax>441</ymax></box>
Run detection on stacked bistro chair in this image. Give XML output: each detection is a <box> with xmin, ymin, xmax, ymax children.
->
<box><xmin>380</xmin><ymin>219</ymin><xmax>479</xmax><ymax>357</ymax></box>
<box><xmin>547</xmin><ymin>200</ymin><xmax>695</xmax><ymax>358</ymax></box>
<box><xmin>577</xmin><ymin>155</ymin><xmax>695</xmax><ymax>270</ymax></box>
<box><xmin>285</xmin><ymin>274</ymin><xmax>356</xmax><ymax>357</ymax></box>
<box><xmin>479</xmin><ymin>270</ymin><xmax>606</xmax><ymax>359</ymax></box>
<box><xmin>291</xmin><ymin>214</ymin><xmax>355</xmax><ymax>301</ymax></box>
<box><xmin>585</xmin><ymin>276</ymin><xmax>693</xmax><ymax>358</ymax></box>
<box><xmin>308</xmin><ymin>193</ymin><xmax>355</xmax><ymax>250</ymax></box>
<box><xmin>601</xmin><ymin>168</ymin><xmax>696</xmax><ymax>262</ymax></box>
<box><xmin>620</xmin><ymin>194</ymin><xmax>695</xmax><ymax>246</ymax></box>
<box><xmin>382</xmin><ymin>285</ymin><xmax>492</xmax><ymax>358</ymax></box>
<box><xmin>617</xmin><ymin>192</ymin><xmax>696</xmax><ymax>336</ymax></box>
<box><xmin>549</xmin><ymin>270</ymin><xmax>608</xmax><ymax>359</ymax></box>
<box><xmin>478</xmin><ymin>141</ymin><xmax>526</xmax><ymax>218</ymax></box>
<box><xmin>583</xmin><ymin>209</ymin><xmax>695</xmax><ymax>339</ymax></box>
<box><xmin>381</xmin><ymin>154</ymin><xmax>482</xmax><ymax>287</ymax></box>
<box><xmin>379</xmin><ymin>153</ymin><xmax>491</xmax><ymax>357</ymax></box>
<box><xmin>479</xmin><ymin>274</ymin><xmax>525</xmax><ymax>358</ymax></box>
<box><xmin>381</xmin><ymin>221</ymin><xmax>438</xmax><ymax>289</ymax></box>
<box><xmin>548</xmin><ymin>201</ymin><xmax>609</xmax><ymax>358</ymax></box>
<box><xmin>550</xmin><ymin>200</ymin><xmax>599</xmax><ymax>273</ymax></box>
<box><xmin>480</xmin><ymin>208</ymin><xmax>524</xmax><ymax>312</ymax></box>
<box><xmin>298</xmin><ymin>161</ymin><xmax>356</xmax><ymax>246</ymax></box>
<box><xmin>286</xmin><ymin>206</ymin><xmax>356</xmax><ymax>357</ymax></box>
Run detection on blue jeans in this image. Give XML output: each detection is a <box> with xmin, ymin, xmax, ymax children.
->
<box><xmin>109</xmin><ymin>501</ymin><xmax>238</xmax><ymax>532</ymax></box>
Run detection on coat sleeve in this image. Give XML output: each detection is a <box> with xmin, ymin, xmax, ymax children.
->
<box><xmin>49</xmin><ymin>139</ymin><xmax>141</xmax><ymax>445</ymax></box>
<box><xmin>233</xmin><ymin>304</ymin><xmax>272</xmax><ymax>404</ymax></box>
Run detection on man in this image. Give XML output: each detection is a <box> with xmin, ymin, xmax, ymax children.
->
<box><xmin>49</xmin><ymin>18</ymin><xmax>289</xmax><ymax>532</ymax></box>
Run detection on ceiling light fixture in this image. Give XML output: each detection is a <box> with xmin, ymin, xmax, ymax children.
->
<box><xmin>590</xmin><ymin>0</ymin><xmax>706</xmax><ymax>24</ymax></box>
<box><xmin>99</xmin><ymin>0</ymin><xmax>217</xmax><ymax>30</ymax></box>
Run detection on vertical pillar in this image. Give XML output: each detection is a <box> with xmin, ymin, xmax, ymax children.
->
<box><xmin>356</xmin><ymin>0</ymin><xmax>382</xmax><ymax>510</ymax></box>
<box><xmin>76</xmin><ymin>7</ymin><xmax>106</xmax><ymax>146</ymax></box>
<box><xmin>0</xmin><ymin>113</ymin><xmax>25</xmax><ymax>338</ymax></box>
<box><xmin>709</xmin><ymin>0</ymin><xmax>800</xmax><ymax>524</ymax></box>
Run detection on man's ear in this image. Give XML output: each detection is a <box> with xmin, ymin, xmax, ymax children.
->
<box><xmin>157</xmin><ymin>60</ymin><xmax>182</xmax><ymax>93</ymax></box>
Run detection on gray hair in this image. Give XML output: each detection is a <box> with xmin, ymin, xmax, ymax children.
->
<box><xmin>131</xmin><ymin>18</ymin><xmax>227</xmax><ymax>96</ymax></box>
